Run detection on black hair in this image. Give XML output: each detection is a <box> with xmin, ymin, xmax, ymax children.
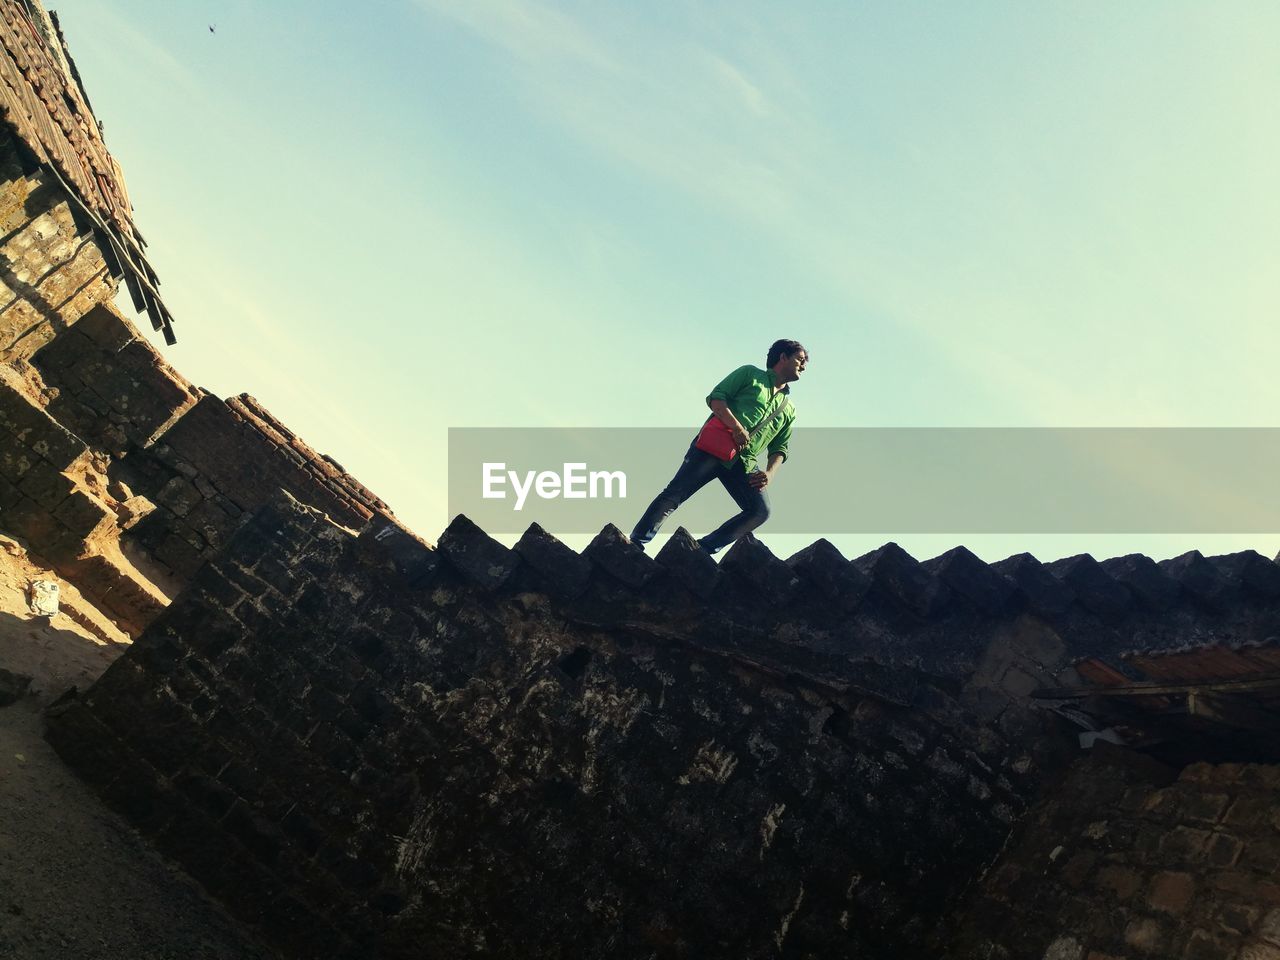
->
<box><xmin>766</xmin><ymin>339</ymin><xmax>807</xmax><ymax>368</ymax></box>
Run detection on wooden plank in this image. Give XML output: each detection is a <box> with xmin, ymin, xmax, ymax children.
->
<box><xmin>1034</xmin><ymin>672</ymin><xmax>1280</xmax><ymax>700</ymax></box>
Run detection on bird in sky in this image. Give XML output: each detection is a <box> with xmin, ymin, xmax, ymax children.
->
<box><xmin>208</xmin><ymin>24</ymin><xmax>216</xmax><ymax>34</ymax></box>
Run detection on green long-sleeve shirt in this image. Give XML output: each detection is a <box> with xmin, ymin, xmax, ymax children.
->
<box><xmin>706</xmin><ymin>365</ymin><xmax>796</xmax><ymax>468</ymax></box>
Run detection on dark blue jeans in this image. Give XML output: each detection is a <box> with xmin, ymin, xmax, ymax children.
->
<box><xmin>630</xmin><ymin>442</ymin><xmax>771</xmax><ymax>555</ymax></box>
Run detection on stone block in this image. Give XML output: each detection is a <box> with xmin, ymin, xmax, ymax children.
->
<box><xmin>1263</xmin><ymin>908</ymin><xmax>1280</xmax><ymax>946</ymax></box>
<box><xmin>1181</xmin><ymin>790</ymin><xmax>1230</xmax><ymax>823</ymax></box>
<box><xmin>655</xmin><ymin>526</ymin><xmax>719</xmax><ymax>600</ymax></box>
<box><xmin>1147</xmin><ymin>871</ymin><xmax>1194</xmax><ymax>914</ymax></box>
<box><xmin>1242</xmin><ymin>837</ymin><xmax>1280</xmax><ymax>873</ymax></box>
<box><xmin>922</xmin><ymin>545</ymin><xmax>1017</xmax><ymax>616</ymax></box>
<box><xmin>514</xmin><ymin>522</ymin><xmax>592</xmax><ymax>600</ymax></box>
<box><xmin>1045</xmin><ymin>554</ymin><xmax>1132</xmax><ymax>622</ymax></box>
<box><xmin>583</xmin><ymin>523</ymin><xmax>659</xmax><ymax>589</ymax></box>
<box><xmin>155</xmin><ymin>531</ymin><xmax>207</xmax><ymax>579</ymax></box>
<box><xmin>786</xmin><ymin>538</ymin><xmax>868</xmax><ymax>610</ymax></box>
<box><xmin>360</xmin><ymin>513</ymin><xmax>438</xmax><ymax>585</ymax></box>
<box><xmin>991</xmin><ymin>553</ymin><xmax>1075</xmax><ymax>617</ymax></box>
<box><xmin>70</xmin><ymin>302</ymin><xmax>135</xmax><ymax>351</ymax></box>
<box><xmin>1210</xmin><ymin>871</ymin><xmax>1280</xmax><ymax>906</ymax></box>
<box><xmin>1060</xmin><ymin>851</ymin><xmax>1098</xmax><ymax>888</ymax></box>
<box><xmin>854</xmin><ymin>541</ymin><xmax>951</xmax><ymax>617</ymax></box>
<box><xmin>437</xmin><ymin>513</ymin><xmax>518</xmax><ymax>591</ymax></box>
<box><xmin>51</xmin><ymin>487</ymin><xmax>112</xmax><ymax>539</ymax></box>
<box><xmin>1159</xmin><ymin>826</ymin><xmax>1211</xmax><ymax>861</ymax></box>
<box><xmin>1208</xmin><ymin>550</ymin><xmax>1280</xmax><ymax>601</ymax></box>
<box><xmin>0</xmin><ymin>430</ymin><xmax>34</xmax><ymax>480</ymax></box>
<box><xmin>0</xmin><ymin>474</ymin><xmax>24</xmax><ymax>512</ymax></box>
<box><xmin>17</xmin><ymin>457</ymin><xmax>71</xmax><ymax>510</ymax></box>
<box><xmin>1179</xmin><ymin>762</ymin><xmax>1214</xmax><ymax>784</ymax></box>
<box><xmin>1181</xmin><ymin>930</ymin><xmax>1226</xmax><ymax>960</ymax></box>
<box><xmin>28</xmin><ymin>420</ymin><xmax>87</xmax><ymax>470</ymax></box>
<box><xmin>1123</xmin><ymin>916</ymin><xmax>1164</xmax><ymax>953</ymax></box>
<box><xmin>1215</xmin><ymin>903</ymin><xmax>1260</xmax><ymax>937</ymax></box>
<box><xmin>1100</xmin><ymin>553</ymin><xmax>1183</xmax><ymax>610</ymax></box>
<box><xmin>184</xmin><ymin>496</ymin><xmax>238</xmax><ymax>548</ymax></box>
<box><xmin>1205</xmin><ymin>831</ymin><xmax>1244</xmax><ymax>868</ymax></box>
<box><xmin>720</xmin><ymin>533</ymin><xmax>798</xmax><ymax>606</ymax></box>
<box><xmin>155</xmin><ymin>475</ymin><xmax>201</xmax><ymax>518</ymax></box>
<box><xmin>1159</xmin><ymin>551</ymin><xmax>1236</xmax><ymax>610</ymax></box>
<box><xmin>1096</xmin><ymin>864</ymin><xmax>1143</xmax><ymax>900</ymax></box>
<box><xmin>3</xmin><ymin>496</ymin><xmax>73</xmax><ymax>558</ymax></box>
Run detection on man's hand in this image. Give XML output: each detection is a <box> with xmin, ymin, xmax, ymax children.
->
<box><xmin>708</xmin><ymin>399</ymin><xmax>750</xmax><ymax>450</ymax></box>
<box><xmin>747</xmin><ymin>470</ymin><xmax>772</xmax><ymax>490</ymax></box>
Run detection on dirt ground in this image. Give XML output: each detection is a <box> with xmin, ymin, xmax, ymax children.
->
<box><xmin>0</xmin><ymin>536</ymin><xmax>280</xmax><ymax>959</ymax></box>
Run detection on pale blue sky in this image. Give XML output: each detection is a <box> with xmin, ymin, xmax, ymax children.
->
<box><xmin>47</xmin><ymin>0</ymin><xmax>1280</xmax><ymax>563</ymax></box>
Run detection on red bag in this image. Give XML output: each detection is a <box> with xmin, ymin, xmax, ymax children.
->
<box><xmin>695</xmin><ymin>418</ymin><xmax>739</xmax><ymax>461</ymax></box>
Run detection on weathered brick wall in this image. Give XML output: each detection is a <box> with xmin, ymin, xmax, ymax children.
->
<box><xmin>115</xmin><ymin>392</ymin><xmax>384</xmax><ymax>588</ymax></box>
<box><xmin>229</xmin><ymin>393</ymin><xmax>387</xmax><ymax>523</ymax></box>
<box><xmin>949</xmin><ymin>748</ymin><xmax>1280</xmax><ymax>959</ymax></box>
<box><xmin>0</xmin><ymin>364</ymin><xmax>103</xmax><ymax>562</ymax></box>
<box><xmin>43</xmin><ymin>491</ymin><xmax>1280</xmax><ymax>958</ymax></box>
<box><xmin>47</xmin><ymin>500</ymin><xmax>1069</xmax><ymax>960</ymax></box>
<box><xmin>30</xmin><ymin>301</ymin><xmax>197</xmax><ymax>455</ymax></box>
<box><xmin>0</xmin><ymin>366</ymin><xmax>164</xmax><ymax>630</ymax></box>
<box><xmin>0</xmin><ymin>128</ymin><xmax>116</xmax><ymax>361</ymax></box>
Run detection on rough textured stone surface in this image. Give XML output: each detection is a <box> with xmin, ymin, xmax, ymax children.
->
<box><xmin>992</xmin><ymin>553</ymin><xmax>1075</xmax><ymax>617</ymax></box>
<box><xmin>786</xmin><ymin>537</ymin><xmax>869</xmax><ymax>611</ymax></box>
<box><xmin>923</xmin><ymin>545</ymin><xmax>1017</xmax><ymax>616</ymax></box>
<box><xmin>1159</xmin><ymin>550</ymin><xmax>1235</xmax><ymax>611</ymax></box>
<box><xmin>1045</xmin><ymin>554</ymin><xmax>1133</xmax><ymax>623</ymax></box>
<box><xmin>655</xmin><ymin>526</ymin><xmax>719</xmax><ymax>600</ymax></box>
<box><xmin>514</xmin><ymin>521</ymin><xmax>592</xmax><ymax>599</ymax></box>
<box><xmin>1100</xmin><ymin>553</ymin><xmax>1182</xmax><ymax>611</ymax></box>
<box><xmin>0</xmin><ymin>131</ymin><xmax>116</xmax><ymax>362</ymax></box>
<box><xmin>437</xmin><ymin>512</ymin><xmax>519</xmax><ymax>590</ymax></box>
<box><xmin>854</xmin><ymin>541</ymin><xmax>952</xmax><ymax>618</ymax></box>
<box><xmin>584</xmin><ymin>523</ymin><xmax>659</xmax><ymax>588</ymax></box>
<box><xmin>32</xmin><ymin>303</ymin><xmax>197</xmax><ymax>454</ymax></box>
<box><xmin>49</xmin><ymin>497</ymin><xmax>1082</xmax><ymax>960</ymax></box>
<box><xmin>718</xmin><ymin>532</ymin><xmax>798</xmax><ymax>606</ymax></box>
<box><xmin>949</xmin><ymin>747</ymin><xmax>1280</xmax><ymax>959</ymax></box>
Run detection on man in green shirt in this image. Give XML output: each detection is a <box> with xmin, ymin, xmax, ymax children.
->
<box><xmin>630</xmin><ymin>339</ymin><xmax>807</xmax><ymax>554</ymax></box>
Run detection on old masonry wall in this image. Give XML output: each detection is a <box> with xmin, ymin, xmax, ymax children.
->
<box><xmin>47</xmin><ymin>499</ymin><xmax>1075</xmax><ymax>960</ymax></box>
<box><xmin>44</xmin><ymin>491</ymin><xmax>1280</xmax><ymax>959</ymax></box>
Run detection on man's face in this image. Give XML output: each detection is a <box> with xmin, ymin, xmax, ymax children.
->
<box><xmin>783</xmin><ymin>349</ymin><xmax>809</xmax><ymax>380</ymax></box>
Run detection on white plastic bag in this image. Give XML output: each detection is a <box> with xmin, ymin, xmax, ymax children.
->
<box><xmin>28</xmin><ymin>579</ymin><xmax>59</xmax><ymax>617</ymax></box>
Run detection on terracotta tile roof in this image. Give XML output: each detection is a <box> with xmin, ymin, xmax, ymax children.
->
<box><xmin>1050</xmin><ymin>640</ymin><xmax>1280</xmax><ymax>751</ymax></box>
<box><xmin>1069</xmin><ymin>638</ymin><xmax>1280</xmax><ymax>689</ymax></box>
<box><xmin>0</xmin><ymin>0</ymin><xmax>175</xmax><ymax>342</ymax></box>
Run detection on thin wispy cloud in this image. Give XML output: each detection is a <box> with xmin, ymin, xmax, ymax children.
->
<box><xmin>705</xmin><ymin>53</ymin><xmax>772</xmax><ymax>117</ymax></box>
<box><xmin>412</xmin><ymin>0</ymin><xmax>798</xmax><ymax>220</ymax></box>
<box><xmin>412</xmin><ymin>0</ymin><xmax>620</xmax><ymax>73</ymax></box>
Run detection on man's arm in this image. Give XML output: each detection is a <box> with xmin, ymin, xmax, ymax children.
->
<box><xmin>708</xmin><ymin>398</ymin><xmax>750</xmax><ymax>449</ymax></box>
<box><xmin>748</xmin><ymin>452</ymin><xmax>785</xmax><ymax>490</ymax></box>
<box><xmin>706</xmin><ymin>367</ymin><xmax>753</xmax><ymax>448</ymax></box>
